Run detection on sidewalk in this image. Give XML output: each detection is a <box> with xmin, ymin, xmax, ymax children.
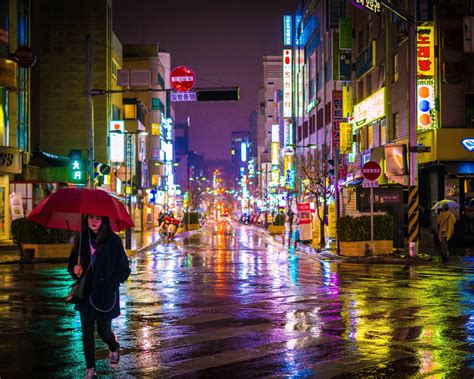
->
<box><xmin>271</xmin><ymin>227</ymin><xmax>473</xmax><ymax>265</ymax></box>
<box><xmin>0</xmin><ymin>226</ymin><xmax>178</xmax><ymax>264</ymax></box>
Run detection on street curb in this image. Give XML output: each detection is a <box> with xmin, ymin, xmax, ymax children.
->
<box><xmin>273</xmin><ymin>234</ymin><xmax>435</xmax><ymax>265</ymax></box>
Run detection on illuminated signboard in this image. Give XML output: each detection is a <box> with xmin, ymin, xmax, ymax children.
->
<box><xmin>342</xmin><ymin>86</ymin><xmax>353</xmax><ymax>118</ymax></box>
<box><xmin>271</xmin><ymin>142</ymin><xmax>279</xmax><ymax>165</ymax></box>
<box><xmin>270</xmin><ymin>165</ymin><xmax>279</xmax><ymax>188</ymax></box>
<box><xmin>461</xmin><ymin>138</ymin><xmax>474</xmax><ymax>152</ymax></box>
<box><xmin>417</xmin><ymin>25</ymin><xmax>434</xmax><ymax>76</ymax></box>
<box><xmin>241</xmin><ymin>142</ymin><xmax>247</xmax><ymax>162</ymax></box>
<box><xmin>332</xmin><ymin>90</ymin><xmax>343</xmax><ymax>151</ymax></box>
<box><xmin>353</xmin><ymin>87</ymin><xmax>385</xmax><ymax>129</ymax></box>
<box><xmin>109</xmin><ymin>120</ymin><xmax>124</xmax><ymax>163</ymax></box>
<box><xmin>284</xmin><ymin>119</ymin><xmax>293</xmax><ymax>147</ymax></box>
<box><xmin>340</xmin><ymin>122</ymin><xmax>353</xmax><ymax>153</ymax></box>
<box><xmin>248</xmin><ymin>159</ymin><xmax>255</xmax><ymax>177</ymax></box>
<box><xmin>283</xmin><ymin>15</ymin><xmax>292</xmax><ymax>47</ymax></box>
<box><xmin>283</xmin><ymin>49</ymin><xmax>292</xmax><ymax>118</ymax></box>
<box><xmin>271</xmin><ymin>124</ymin><xmax>280</xmax><ymax>143</ymax></box>
<box><xmin>352</xmin><ymin>0</ymin><xmax>381</xmax><ymax>14</ymax></box>
<box><xmin>161</xmin><ymin>116</ymin><xmax>173</xmax><ymax>141</ymax></box>
<box><xmin>417</xmin><ymin>78</ymin><xmax>437</xmax><ymax>130</ymax></box>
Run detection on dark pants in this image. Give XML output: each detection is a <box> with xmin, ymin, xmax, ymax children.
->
<box><xmin>440</xmin><ymin>236</ymin><xmax>449</xmax><ymax>260</ymax></box>
<box><xmin>80</xmin><ymin>311</ymin><xmax>119</xmax><ymax>369</ymax></box>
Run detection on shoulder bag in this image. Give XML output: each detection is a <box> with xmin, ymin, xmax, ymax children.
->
<box><xmin>66</xmin><ymin>256</ymin><xmax>91</xmax><ymax>304</ymax></box>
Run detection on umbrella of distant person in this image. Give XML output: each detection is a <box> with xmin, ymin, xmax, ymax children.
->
<box><xmin>431</xmin><ymin>199</ymin><xmax>460</xmax><ymax>211</ymax></box>
<box><xmin>28</xmin><ymin>187</ymin><xmax>134</xmax><ymax>232</ymax></box>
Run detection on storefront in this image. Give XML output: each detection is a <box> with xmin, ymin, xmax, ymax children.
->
<box><xmin>418</xmin><ymin>129</ymin><xmax>474</xmax><ymax>244</ymax></box>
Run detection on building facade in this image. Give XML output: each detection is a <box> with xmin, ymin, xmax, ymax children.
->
<box><xmin>284</xmin><ymin>0</ymin><xmax>474</xmax><ymax>248</ymax></box>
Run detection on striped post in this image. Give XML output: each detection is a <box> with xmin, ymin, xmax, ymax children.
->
<box><xmin>408</xmin><ymin>186</ymin><xmax>419</xmax><ymax>244</ymax></box>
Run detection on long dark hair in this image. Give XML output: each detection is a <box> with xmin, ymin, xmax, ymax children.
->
<box><xmin>74</xmin><ymin>215</ymin><xmax>113</xmax><ymax>252</ymax></box>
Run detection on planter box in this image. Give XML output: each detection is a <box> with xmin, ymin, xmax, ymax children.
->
<box><xmin>268</xmin><ymin>225</ymin><xmax>285</xmax><ymax>235</ymax></box>
<box><xmin>339</xmin><ymin>240</ymin><xmax>394</xmax><ymax>257</ymax></box>
<box><xmin>340</xmin><ymin>241</ymin><xmax>367</xmax><ymax>257</ymax></box>
<box><xmin>185</xmin><ymin>224</ymin><xmax>200</xmax><ymax>231</ymax></box>
<box><xmin>22</xmin><ymin>243</ymin><xmax>73</xmax><ymax>259</ymax></box>
<box><xmin>372</xmin><ymin>240</ymin><xmax>393</xmax><ymax>255</ymax></box>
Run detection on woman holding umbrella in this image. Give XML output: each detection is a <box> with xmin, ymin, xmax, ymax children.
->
<box><xmin>68</xmin><ymin>214</ymin><xmax>131</xmax><ymax>379</ymax></box>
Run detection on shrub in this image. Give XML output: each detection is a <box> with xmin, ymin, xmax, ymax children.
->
<box><xmin>337</xmin><ymin>214</ymin><xmax>393</xmax><ymax>242</ymax></box>
<box><xmin>273</xmin><ymin>213</ymin><xmax>286</xmax><ymax>226</ymax></box>
<box><xmin>11</xmin><ymin>218</ymin><xmax>69</xmax><ymax>246</ymax></box>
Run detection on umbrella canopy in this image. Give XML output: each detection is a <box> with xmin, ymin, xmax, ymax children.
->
<box><xmin>28</xmin><ymin>188</ymin><xmax>134</xmax><ymax>232</ymax></box>
<box><xmin>431</xmin><ymin>199</ymin><xmax>460</xmax><ymax>210</ymax></box>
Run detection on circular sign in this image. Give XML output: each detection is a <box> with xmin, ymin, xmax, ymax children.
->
<box><xmin>362</xmin><ymin>161</ymin><xmax>382</xmax><ymax>181</ymax></box>
<box><xmin>170</xmin><ymin>66</ymin><xmax>195</xmax><ymax>92</ymax></box>
<box><xmin>14</xmin><ymin>46</ymin><xmax>37</xmax><ymax>68</ymax></box>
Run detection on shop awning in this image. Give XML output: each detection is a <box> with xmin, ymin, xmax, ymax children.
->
<box><xmin>443</xmin><ymin>161</ymin><xmax>474</xmax><ymax>178</ymax></box>
<box><xmin>31</xmin><ymin>148</ymin><xmax>70</xmax><ymax>167</ymax></box>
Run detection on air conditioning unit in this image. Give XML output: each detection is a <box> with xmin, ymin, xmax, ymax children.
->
<box><xmin>129</xmin><ymin>69</ymin><xmax>151</xmax><ymax>87</ymax></box>
<box><xmin>117</xmin><ymin>69</ymin><xmax>130</xmax><ymax>87</ymax></box>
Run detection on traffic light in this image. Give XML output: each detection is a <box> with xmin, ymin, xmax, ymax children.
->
<box><xmin>196</xmin><ymin>87</ymin><xmax>240</xmax><ymax>101</ymax></box>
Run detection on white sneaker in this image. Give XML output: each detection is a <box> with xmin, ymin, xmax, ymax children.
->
<box><xmin>109</xmin><ymin>343</ymin><xmax>120</xmax><ymax>367</ymax></box>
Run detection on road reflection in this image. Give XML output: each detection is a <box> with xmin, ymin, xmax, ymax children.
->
<box><xmin>0</xmin><ymin>222</ymin><xmax>473</xmax><ymax>376</ymax></box>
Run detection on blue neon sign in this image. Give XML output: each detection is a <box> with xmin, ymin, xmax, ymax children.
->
<box><xmin>461</xmin><ymin>138</ymin><xmax>474</xmax><ymax>152</ymax></box>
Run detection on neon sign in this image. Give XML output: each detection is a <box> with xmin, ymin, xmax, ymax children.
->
<box><xmin>283</xmin><ymin>49</ymin><xmax>292</xmax><ymax>118</ymax></box>
<box><xmin>461</xmin><ymin>138</ymin><xmax>474</xmax><ymax>152</ymax></box>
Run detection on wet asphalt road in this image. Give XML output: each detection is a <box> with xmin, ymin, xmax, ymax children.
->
<box><xmin>1</xmin><ymin>221</ymin><xmax>474</xmax><ymax>378</ymax></box>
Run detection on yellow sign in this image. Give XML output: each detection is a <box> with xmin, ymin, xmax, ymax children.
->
<box><xmin>328</xmin><ymin>204</ymin><xmax>336</xmax><ymax>239</ymax></box>
<box><xmin>342</xmin><ymin>86</ymin><xmax>353</xmax><ymax>118</ymax></box>
<box><xmin>340</xmin><ymin>122</ymin><xmax>353</xmax><ymax>153</ymax></box>
<box><xmin>353</xmin><ymin>87</ymin><xmax>385</xmax><ymax>129</ymax></box>
<box><xmin>0</xmin><ymin>58</ymin><xmax>17</xmax><ymax>90</ymax></box>
<box><xmin>151</xmin><ymin>123</ymin><xmax>160</xmax><ymax>136</ymax></box>
<box><xmin>417</xmin><ymin>25</ymin><xmax>435</xmax><ymax>77</ymax></box>
<box><xmin>271</xmin><ymin>142</ymin><xmax>279</xmax><ymax>165</ymax></box>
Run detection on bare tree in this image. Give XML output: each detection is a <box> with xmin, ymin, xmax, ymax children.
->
<box><xmin>294</xmin><ymin>144</ymin><xmax>334</xmax><ymax>247</ymax></box>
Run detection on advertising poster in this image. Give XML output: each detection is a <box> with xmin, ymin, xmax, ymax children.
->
<box><xmin>298</xmin><ymin>202</ymin><xmax>312</xmax><ymax>241</ymax></box>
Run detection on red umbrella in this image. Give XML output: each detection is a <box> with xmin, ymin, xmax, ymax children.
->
<box><xmin>28</xmin><ymin>188</ymin><xmax>134</xmax><ymax>232</ymax></box>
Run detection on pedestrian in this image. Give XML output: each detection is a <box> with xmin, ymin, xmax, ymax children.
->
<box><xmin>436</xmin><ymin>204</ymin><xmax>456</xmax><ymax>262</ymax></box>
<box><xmin>68</xmin><ymin>214</ymin><xmax>131</xmax><ymax>378</ymax></box>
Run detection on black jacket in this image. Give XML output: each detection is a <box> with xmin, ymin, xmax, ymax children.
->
<box><xmin>67</xmin><ymin>231</ymin><xmax>131</xmax><ymax>320</ymax></box>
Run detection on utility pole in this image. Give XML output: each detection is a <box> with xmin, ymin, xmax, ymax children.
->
<box><xmin>407</xmin><ymin>1</ymin><xmax>419</xmax><ymax>258</ymax></box>
<box><xmin>379</xmin><ymin>1</ymin><xmax>418</xmax><ymax>256</ymax></box>
<box><xmin>85</xmin><ymin>34</ymin><xmax>94</xmax><ymax>189</ymax></box>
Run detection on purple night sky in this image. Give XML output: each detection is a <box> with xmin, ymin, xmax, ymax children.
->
<box><xmin>113</xmin><ymin>0</ymin><xmax>298</xmax><ymax>161</ymax></box>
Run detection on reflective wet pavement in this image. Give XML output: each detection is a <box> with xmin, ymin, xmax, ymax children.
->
<box><xmin>1</xmin><ymin>221</ymin><xmax>474</xmax><ymax>378</ymax></box>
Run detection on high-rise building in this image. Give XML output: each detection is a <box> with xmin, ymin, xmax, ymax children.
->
<box><xmin>33</xmin><ymin>0</ymin><xmax>121</xmax><ymax>166</ymax></box>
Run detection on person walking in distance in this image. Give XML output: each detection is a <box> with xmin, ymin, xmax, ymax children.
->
<box><xmin>437</xmin><ymin>204</ymin><xmax>456</xmax><ymax>262</ymax></box>
<box><xmin>68</xmin><ymin>214</ymin><xmax>131</xmax><ymax>378</ymax></box>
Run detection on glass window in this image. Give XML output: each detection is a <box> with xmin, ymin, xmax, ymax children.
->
<box><xmin>368</xmin><ymin>125</ymin><xmax>374</xmax><ymax>148</ymax></box>
<box><xmin>123</xmin><ymin>103</ymin><xmax>137</xmax><ymax>119</ymax></box>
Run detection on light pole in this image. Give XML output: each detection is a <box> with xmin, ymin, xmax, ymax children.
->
<box><xmin>379</xmin><ymin>0</ymin><xmax>418</xmax><ymax>257</ymax></box>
